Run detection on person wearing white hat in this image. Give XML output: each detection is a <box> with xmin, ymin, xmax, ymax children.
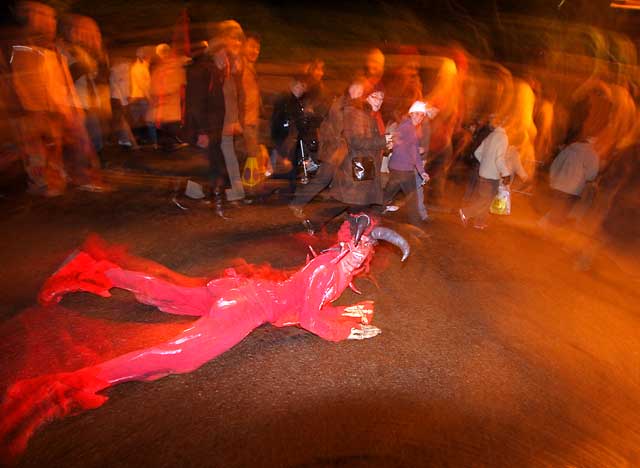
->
<box><xmin>382</xmin><ymin>101</ymin><xmax>434</xmax><ymax>227</ymax></box>
<box><xmin>408</xmin><ymin>100</ymin><xmax>427</xmax><ymax>115</ymax></box>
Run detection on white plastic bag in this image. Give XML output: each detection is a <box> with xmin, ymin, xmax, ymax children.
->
<box><xmin>490</xmin><ymin>183</ymin><xmax>511</xmax><ymax>215</ymax></box>
<box><xmin>185</xmin><ymin>180</ymin><xmax>205</xmax><ymax>199</ymax></box>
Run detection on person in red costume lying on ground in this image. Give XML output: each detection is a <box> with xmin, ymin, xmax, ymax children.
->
<box><xmin>0</xmin><ymin>214</ymin><xmax>409</xmax><ymax>461</ymax></box>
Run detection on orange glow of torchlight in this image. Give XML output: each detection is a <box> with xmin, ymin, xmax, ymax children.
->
<box><xmin>610</xmin><ymin>1</ymin><xmax>640</xmax><ymax>10</ymax></box>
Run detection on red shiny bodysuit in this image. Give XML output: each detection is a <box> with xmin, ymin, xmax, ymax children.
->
<box><xmin>1</xmin><ymin>219</ymin><xmax>390</xmax><ymax>460</ymax></box>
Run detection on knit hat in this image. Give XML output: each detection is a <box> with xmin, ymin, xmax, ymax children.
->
<box><xmin>411</xmin><ymin>100</ymin><xmax>439</xmax><ymax>119</ymax></box>
<box><xmin>408</xmin><ymin>101</ymin><xmax>427</xmax><ymax>114</ymax></box>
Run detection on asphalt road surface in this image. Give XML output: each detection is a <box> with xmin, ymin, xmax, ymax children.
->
<box><xmin>1</xmin><ymin>186</ymin><xmax>639</xmax><ymax>467</ymax></box>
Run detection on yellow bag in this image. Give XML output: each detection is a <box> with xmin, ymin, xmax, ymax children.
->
<box><xmin>242</xmin><ymin>145</ymin><xmax>271</xmax><ymax>187</ymax></box>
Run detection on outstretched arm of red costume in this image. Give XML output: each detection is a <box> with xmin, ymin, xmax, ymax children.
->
<box><xmin>297</xmin><ymin>268</ymin><xmax>378</xmax><ymax>342</ymax></box>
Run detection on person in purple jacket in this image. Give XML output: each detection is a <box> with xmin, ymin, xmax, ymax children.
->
<box><xmin>383</xmin><ymin>101</ymin><xmax>432</xmax><ymax>226</ymax></box>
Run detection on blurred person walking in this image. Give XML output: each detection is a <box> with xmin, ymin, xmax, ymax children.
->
<box><xmin>210</xmin><ymin>20</ymin><xmax>247</xmax><ymax>203</ymax></box>
<box><xmin>413</xmin><ymin>102</ymin><xmax>440</xmax><ymax>222</ymax></box>
<box><xmin>270</xmin><ymin>75</ymin><xmax>308</xmax><ymax>194</ymax></box>
<box><xmin>129</xmin><ymin>46</ymin><xmax>154</xmax><ymax>145</ymax></box>
<box><xmin>383</xmin><ymin>101</ymin><xmax>437</xmax><ymax>228</ymax></box>
<box><xmin>57</xmin><ymin>14</ymin><xmax>110</xmax><ymax>156</ymax></box>
<box><xmin>10</xmin><ymin>1</ymin><xmax>105</xmax><ymax>196</ymax></box>
<box><xmin>238</xmin><ymin>32</ymin><xmax>262</xmax><ymax>170</ymax></box>
<box><xmin>148</xmin><ymin>43</ymin><xmax>187</xmax><ymax>151</ymax></box>
<box><xmin>289</xmin><ymin>82</ymin><xmax>389</xmax><ymax>234</ymax></box>
<box><xmin>539</xmin><ymin>137</ymin><xmax>599</xmax><ymax>229</ymax></box>
<box><xmin>288</xmin><ymin>82</ymin><xmax>360</xmax><ymax>229</ymax></box>
<box><xmin>378</xmin><ymin>73</ymin><xmax>427</xmax><ymax>220</ymax></box>
<box><xmin>109</xmin><ymin>56</ymin><xmax>138</xmax><ymax>149</ymax></box>
<box><xmin>424</xmin><ymin>55</ymin><xmax>466</xmax><ymax>207</ymax></box>
<box><xmin>303</xmin><ymin>58</ymin><xmax>330</xmax><ymax>120</ymax></box>
<box><xmin>10</xmin><ymin>1</ymin><xmax>66</xmax><ymax>196</ymax></box>
<box><xmin>331</xmin><ymin>83</ymin><xmax>390</xmax><ymax>214</ymax></box>
<box><xmin>184</xmin><ymin>40</ymin><xmax>210</xmax><ymax>145</ymax></box>
<box><xmin>184</xmin><ymin>39</ymin><xmax>229</xmax><ymax>217</ymax></box>
<box><xmin>458</xmin><ymin>125</ymin><xmax>528</xmax><ymax>230</ymax></box>
<box><xmin>459</xmin><ymin>80</ymin><xmax>533</xmax><ymax>229</ymax></box>
<box><xmin>460</xmin><ymin>116</ymin><xmax>495</xmax><ymax>205</ymax></box>
<box><xmin>300</xmin><ymin>58</ymin><xmax>331</xmax><ymax>160</ymax></box>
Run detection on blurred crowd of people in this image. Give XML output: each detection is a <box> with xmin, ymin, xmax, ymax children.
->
<box><xmin>1</xmin><ymin>1</ymin><xmax>638</xmax><ymax>247</ymax></box>
<box><xmin>2</xmin><ymin>2</ymin><xmax>110</xmax><ymax>196</ymax></box>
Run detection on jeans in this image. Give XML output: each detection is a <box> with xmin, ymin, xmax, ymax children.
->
<box><xmin>415</xmin><ymin>172</ymin><xmax>428</xmax><ymax>220</ymax></box>
<box><xmin>540</xmin><ymin>189</ymin><xmax>580</xmax><ymax>227</ymax></box>
<box><xmin>84</xmin><ymin>110</ymin><xmax>103</xmax><ymax>154</ymax></box>
<box><xmin>221</xmin><ymin>135</ymin><xmax>245</xmax><ymax>201</ymax></box>
<box><xmin>129</xmin><ymin>98</ymin><xmax>155</xmax><ymax>144</ymax></box>
<box><xmin>384</xmin><ymin>169</ymin><xmax>421</xmax><ymax>225</ymax></box>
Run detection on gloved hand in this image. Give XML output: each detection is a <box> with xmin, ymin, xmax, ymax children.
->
<box><xmin>348</xmin><ymin>324</ymin><xmax>382</xmax><ymax>340</ymax></box>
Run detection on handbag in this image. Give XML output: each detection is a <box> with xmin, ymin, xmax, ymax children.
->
<box><xmin>351</xmin><ymin>156</ymin><xmax>375</xmax><ymax>181</ymax></box>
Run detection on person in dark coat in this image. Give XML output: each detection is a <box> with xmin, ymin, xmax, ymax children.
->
<box><xmin>270</xmin><ymin>75</ymin><xmax>308</xmax><ymax>193</ymax></box>
<box><xmin>289</xmin><ymin>82</ymin><xmax>389</xmax><ymax>234</ymax></box>
<box><xmin>289</xmin><ymin>90</ymin><xmax>347</xmax><ymax>214</ymax></box>
<box><xmin>331</xmin><ymin>84</ymin><xmax>389</xmax><ymax>210</ymax></box>
<box><xmin>184</xmin><ymin>40</ymin><xmax>211</xmax><ymax>144</ymax></box>
<box><xmin>184</xmin><ymin>42</ymin><xmax>229</xmax><ymax>216</ymax></box>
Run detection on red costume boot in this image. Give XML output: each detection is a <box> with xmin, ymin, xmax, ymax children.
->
<box><xmin>38</xmin><ymin>251</ymin><xmax>118</xmax><ymax>305</ymax></box>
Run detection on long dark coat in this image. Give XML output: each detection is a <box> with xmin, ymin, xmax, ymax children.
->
<box><xmin>185</xmin><ymin>55</ymin><xmax>228</xmax><ymax>189</ymax></box>
<box><xmin>332</xmin><ymin>100</ymin><xmax>386</xmax><ymax>206</ymax></box>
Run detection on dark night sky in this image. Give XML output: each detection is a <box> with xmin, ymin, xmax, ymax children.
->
<box><xmin>1</xmin><ymin>0</ymin><xmax>638</xmax><ymax>63</ymax></box>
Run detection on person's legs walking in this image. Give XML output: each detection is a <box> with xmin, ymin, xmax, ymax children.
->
<box><xmin>462</xmin><ymin>176</ymin><xmax>498</xmax><ymax>227</ymax></box>
<box><xmin>290</xmin><ymin>159</ymin><xmax>336</xmax><ymax>209</ymax></box>
<box><xmin>84</xmin><ymin>110</ymin><xmax>103</xmax><ymax>155</ymax></box>
<box><xmin>398</xmin><ymin>172</ymin><xmax>420</xmax><ymax>225</ymax></box>
<box><xmin>221</xmin><ymin>135</ymin><xmax>245</xmax><ymax>201</ymax></box>
<box><xmin>383</xmin><ymin>170</ymin><xmax>404</xmax><ymax>206</ymax></box>
<box><xmin>208</xmin><ymin>139</ymin><xmax>228</xmax><ymax>217</ymax></box>
<box><xmin>415</xmin><ymin>172</ymin><xmax>428</xmax><ymax>220</ymax></box>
